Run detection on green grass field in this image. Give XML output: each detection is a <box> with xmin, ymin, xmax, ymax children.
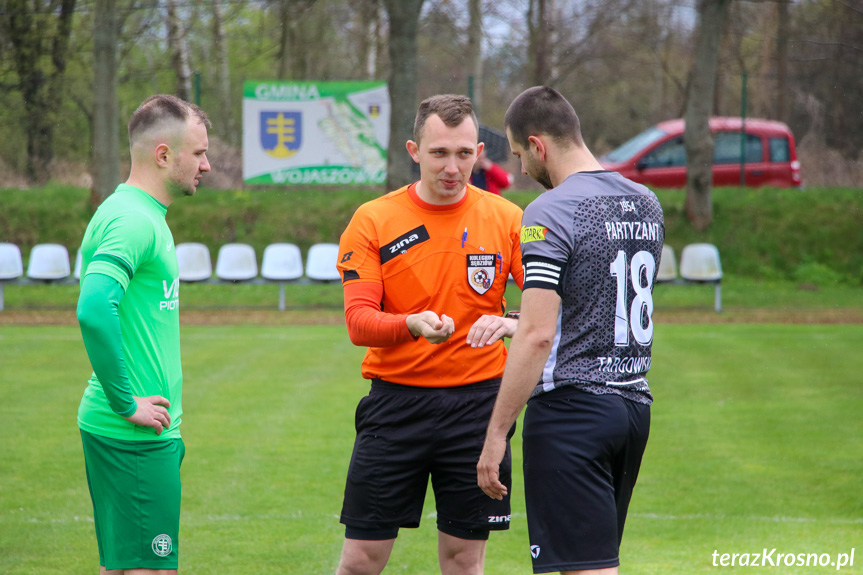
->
<box><xmin>4</xmin><ymin>276</ymin><xmax>863</xmax><ymax>314</ymax></box>
<box><xmin>1</xmin><ymin>323</ymin><xmax>861</xmax><ymax>574</ymax></box>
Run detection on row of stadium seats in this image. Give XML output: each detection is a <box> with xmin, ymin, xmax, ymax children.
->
<box><xmin>0</xmin><ymin>241</ymin><xmax>723</xmax><ymax>312</ymax></box>
<box><xmin>0</xmin><ymin>242</ymin><xmax>342</xmax><ymax>311</ymax></box>
<box><xmin>657</xmin><ymin>243</ymin><xmax>723</xmax><ymax>312</ymax></box>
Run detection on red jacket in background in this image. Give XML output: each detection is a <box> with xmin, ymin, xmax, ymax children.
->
<box><xmin>470</xmin><ymin>162</ymin><xmax>514</xmax><ymax>195</ymax></box>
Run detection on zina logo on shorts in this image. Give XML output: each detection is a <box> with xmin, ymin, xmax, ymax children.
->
<box><xmin>530</xmin><ymin>545</ymin><xmax>541</xmax><ymax>559</ymax></box>
<box><xmin>152</xmin><ymin>534</ymin><xmax>172</xmax><ymax>557</ymax></box>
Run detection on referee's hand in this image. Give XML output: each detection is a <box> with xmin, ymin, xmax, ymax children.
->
<box><xmin>123</xmin><ymin>396</ymin><xmax>172</xmax><ymax>435</ymax></box>
<box><xmin>407</xmin><ymin>311</ymin><xmax>455</xmax><ymax>344</ymax></box>
<box><xmin>477</xmin><ymin>435</ymin><xmax>509</xmax><ymax>500</ymax></box>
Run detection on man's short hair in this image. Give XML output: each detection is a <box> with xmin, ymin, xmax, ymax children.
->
<box><xmin>505</xmin><ymin>86</ymin><xmax>583</xmax><ymax>150</ymax></box>
<box><xmin>413</xmin><ymin>94</ymin><xmax>478</xmax><ymax>145</ymax></box>
<box><xmin>128</xmin><ymin>94</ymin><xmax>211</xmax><ymax>144</ymax></box>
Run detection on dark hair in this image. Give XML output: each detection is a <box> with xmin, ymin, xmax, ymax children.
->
<box><xmin>128</xmin><ymin>94</ymin><xmax>211</xmax><ymax>143</ymax></box>
<box><xmin>413</xmin><ymin>94</ymin><xmax>478</xmax><ymax>145</ymax></box>
<box><xmin>504</xmin><ymin>86</ymin><xmax>583</xmax><ymax>150</ymax></box>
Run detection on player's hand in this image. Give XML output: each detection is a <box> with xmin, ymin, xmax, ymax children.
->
<box><xmin>123</xmin><ymin>396</ymin><xmax>171</xmax><ymax>435</ymax></box>
<box><xmin>407</xmin><ymin>311</ymin><xmax>455</xmax><ymax>344</ymax></box>
<box><xmin>477</xmin><ymin>434</ymin><xmax>509</xmax><ymax>500</ymax></box>
<box><xmin>466</xmin><ymin>315</ymin><xmax>517</xmax><ymax>348</ymax></box>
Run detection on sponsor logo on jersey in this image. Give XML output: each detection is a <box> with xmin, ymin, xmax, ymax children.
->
<box><xmin>152</xmin><ymin>534</ymin><xmax>172</xmax><ymax>557</ymax></box>
<box><xmin>530</xmin><ymin>545</ymin><xmax>541</xmax><ymax>559</ymax></box>
<box><xmin>521</xmin><ymin>225</ymin><xmax>547</xmax><ymax>244</ymax></box>
<box><xmin>340</xmin><ymin>251</ymin><xmax>353</xmax><ymax>263</ymax></box>
<box><xmin>161</xmin><ymin>278</ymin><xmax>180</xmax><ymax>311</ymax></box>
<box><xmin>166</xmin><ymin>240</ymin><xmax>174</xmax><ymax>252</ymax></box>
<box><xmin>380</xmin><ymin>225</ymin><xmax>430</xmax><ymax>264</ymax></box>
<box><xmin>467</xmin><ymin>254</ymin><xmax>496</xmax><ymax>294</ymax></box>
<box><xmin>603</xmin><ymin>221</ymin><xmax>661</xmax><ymax>242</ymax></box>
<box><xmin>620</xmin><ymin>199</ymin><xmax>638</xmax><ymax>214</ymax></box>
<box><xmin>261</xmin><ymin>111</ymin><xmax>302</xmax><ymax>159</ymax></box>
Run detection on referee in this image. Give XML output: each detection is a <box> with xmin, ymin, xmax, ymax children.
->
<box><xmin>478</xmin><ymin>86</ymin><xmax>664</xmax><ymax>574</ymax></box>
<box><xmin>76</xmin><ymin>94</ymin><xmax>210</xmax><ymax>574</ymax></box>
<box><xmin>335</xmin><ymin>94</ymin><xmax>524</xmax><ymax>575</ymax></box>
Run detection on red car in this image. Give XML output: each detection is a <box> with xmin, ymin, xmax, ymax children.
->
<box><xmin>600</xmin><ymin>117</ymin><xmax>802</xmax><ymax>188</ymax></box>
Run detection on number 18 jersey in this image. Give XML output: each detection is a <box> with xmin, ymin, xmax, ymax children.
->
<box><xmin>520</xmin><ymin>171</ymin><xmax>664</xmax><ymax>404</ymax></box>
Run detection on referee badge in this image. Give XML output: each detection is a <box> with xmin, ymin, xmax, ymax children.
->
<box><xmin>467</xmin><ymin>254</ymin><xmax>496</xmax><ymax>294</ymax></box>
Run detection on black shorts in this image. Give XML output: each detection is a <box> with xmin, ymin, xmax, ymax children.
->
<box><xmin>340</xmin><ymin>378</ymin><xmax>514</xmax><ymax>541</ymax></box>
<box><xmin>523</xmin><ymin>386</ymin><xmax>650</xmax><ymax>573</ymax></box>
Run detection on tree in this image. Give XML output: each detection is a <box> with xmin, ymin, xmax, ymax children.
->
<box><xmin>92</xmin><ymin>0</ymin><xmax>121</xmax><ymax>207</ymax></box>
<box><xmin>684</xmin><ymin>0</ymin><xmax>731</xmax><ymax>230</ymax></box>
<box><xmin>467</xmin><ymin>0</ymin><xmax>483</xmax><ymax>119</ymax></box>
<box><xmin>165</xmin><ymin>0</ymin><xmax>193</xmax><ymax>101</ymax></box>
<box><xmin>212</xmin><ymin>0</ymin><xmax>236</xmax><ymax>144</ymax></box>
<box><xmin>355</xmin><ymin>0</ymin><xmax>383</xmax><ymax>80</ymax></box>
<box><xmin>276</xmin><ymin>0</ymin><xmax>317</xmax><ymax>79</ymax></box>
<box><xmin>775</xmin><ymin>0</ymin><xmax>789</xmax><ymax>122</ymax></box>
<box><xmin>0</xmin><ymin>0</ymin><xmax>76</xmax><ymax>184</ymax></box>
<box><xmin>527</xmin><ymin>0</ymin><xmax>553</xmax><ymax>85</ymax></box>
<box><xmin>382</xmin><ymin>0</ymin><xmax>426</xmax><ymax>191</ymax></box>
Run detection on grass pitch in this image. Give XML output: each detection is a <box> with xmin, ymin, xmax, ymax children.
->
<box><xmin>1</xmin><ymin>324</ymin><xmax>861</xmax><ymax>574</ymax></box>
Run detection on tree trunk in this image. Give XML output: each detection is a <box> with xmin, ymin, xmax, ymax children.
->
<box><xmin>775</xmin><ymin>0</ymin><xmax>789</xmax><ymax>123</ymax></box>
<box><xmin>92</xmin><ymin>0</ymin><xmax>122</xmax><ymax>208</ymax></box>
<box><xmin>528</xmin><ymin>0</ymin><xmax>554</xmax><ymax>86</ymax></box>
<box><xmin>212</xmin><ymin>0</ymin><xmax>236</xmax><ymax>144</ymax></box>
<box><xmin>276</xmin><ymin>0</ymin><xmax>317</xmax><ymax>80</ymax></box>
<box><xmin>356</xmin><ymin>0</ymin><xmax>382</xmax><ymax>79</ymax></box>
<box><xmin>2</xmin><ymin>0</ymin><xmax>76</xmax><ymax>185</ymax></box>
<box><xmin>467</xmin><ymin>0</ymin><xmax>483</xmax><ymax>120</ymax></box>
<box><xmin>165</xmin><ymin>0</ymin><xmax>193</xmax><ymax>101</ymax></box>
<box><xmin>684</xmin><ymin>0</ymin><xmax>731</xmax><ymax>231</ymax></box>
<box><xmin>382</xmin><ymin>0</ymin><xmax>425</xmax><ymax>191</ymax></box>
<box><xmin>277</xmin><ymin>0</ymin><xmax>291</xmax><ymax>79</ymax></box>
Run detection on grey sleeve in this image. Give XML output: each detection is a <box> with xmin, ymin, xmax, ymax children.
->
<box><xmin>520</xmin><ymin>196</ymin><xmax>574</xmax><ymax>292</ymax></box>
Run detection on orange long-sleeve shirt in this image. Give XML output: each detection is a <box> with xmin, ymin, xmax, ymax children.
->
<box><xmin>337</xmin><ymin>183</ymin><xmax>524</xmax><ymax>387</ymax></box>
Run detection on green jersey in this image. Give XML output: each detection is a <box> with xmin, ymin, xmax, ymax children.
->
<box><xmin>78</xmin><ymin>184</ymin><xmax>183</xmax><ymax>441</ymax></box>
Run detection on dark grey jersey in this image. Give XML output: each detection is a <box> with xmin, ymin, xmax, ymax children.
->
<box><xmin>520</xmin><ymin>170</ymin><xmax>664</xmax><ymax>404</ymax></box>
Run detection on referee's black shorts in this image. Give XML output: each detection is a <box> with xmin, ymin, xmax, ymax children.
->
<box><xmin>522</xmin><ymin>386</ymin><xmax>650</xmax><ymax>573</ymax></box>
<box><xmin>340</xmin><ymin>378</ymin><xmax>514</xmax><ymax>541</ymax></box>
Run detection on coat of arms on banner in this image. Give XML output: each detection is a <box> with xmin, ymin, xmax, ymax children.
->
<box><xmin>261</xmin><ymin>111</ymin><xmax>302</xmax><ymax>159</ymax></box>
<box><xmin>467</xmin><ymin>254</ymin><xmax>496</xmax><ymax>294</ymax></box>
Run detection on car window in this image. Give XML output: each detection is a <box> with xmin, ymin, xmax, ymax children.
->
<box><xmin>605</xmin><ymin>127</ymin><xmax>668</xmax><ymax>162</ymax></box>
<box><xmin>640</xmin><ymin>137</ymin><xmax>686</xmax><ymax>168</ymax></box>
<box><xmin>714</xmin><ymin>132</ymin><xmax>762</xmax><ymax>164</ymax></box>
<box><xmin>769</xmin><ymin>137</ymin><xmax>791</xmax><ymax>162</ymax></box>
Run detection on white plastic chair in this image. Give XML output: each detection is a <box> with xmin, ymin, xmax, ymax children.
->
<box><xmin>0</xmin><ymin>243</ymin><xmax>24</xmax><ymax>281</ymax></box>
<box><xmin>215</xmin><ymin>243</ymin><xmax>258</xmax><ymax>282</ymax></box>
<box><xmin>656</xmin><ymin>244</ymin><xmax>678</xmax><ymax>282</ymax></box>
<box><xmin>73</xmin><ymin>249</ymin><xmax>83</xmax><ymax>280</ymax></box>
<box><xmin>0</xmin><ymin>243</ymin><xmax>24</xmax><ymax>311</ymax></box>
<box><xmin>176</xmin><ymin>242</ymin><xmax>213</xmax><ymax>282</ymax></box>
<box><xmin>680</xmin><ymin>243</ymin><xmax>723</xmax><ymax>312</ymax></box>
<box><xmin>261</xmin><ymin>243</ymin><xmax>304</xmax><ymax>311</ymax></box>
<box><xmin>26</xmin><ymin>243</ymin><xmax>71</xmax><ymax>281</ymax></box>
<box><xmin>305</xmin><ymin>243</ymin><xmax>341</xmax><ymax>282</ymax></box>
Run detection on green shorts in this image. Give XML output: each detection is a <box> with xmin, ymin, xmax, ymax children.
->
<box><xmin>80</xmin><ymin>429</ymin><xmax>185</xmax><ymax>570</ymax></box>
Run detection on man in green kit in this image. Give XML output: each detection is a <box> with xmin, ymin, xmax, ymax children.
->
<box><xmin>76</xmin><ymin>94</ymin><xmax>210</xmax><ymax>574</ymax></box>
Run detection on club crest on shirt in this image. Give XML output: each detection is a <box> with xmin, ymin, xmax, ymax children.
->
<box><xmin>467</xmin><ymin>254</ymin><xmax>496</xmax><ymax>294</ymax></box>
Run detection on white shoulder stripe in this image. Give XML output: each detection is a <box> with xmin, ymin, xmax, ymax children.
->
<box><xmin>527</xmin><ymin>268</ymin><xmax>560</xmax><ymax>278</ymax></box>
<box><xmin>525</xmin><ymin>261</ymin><xmax>562</xmax><ymax>271</ymax></box>
<box><xmin>525</xmin><ymin>276</ymin><xmax>559</xmax><ymax>285</ymax></box>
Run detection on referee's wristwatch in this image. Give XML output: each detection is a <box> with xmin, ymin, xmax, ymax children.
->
<box><xmin>505</xmin><ymin>310</ymin><xmax>520</xmax><ymax>320</ymax></box>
